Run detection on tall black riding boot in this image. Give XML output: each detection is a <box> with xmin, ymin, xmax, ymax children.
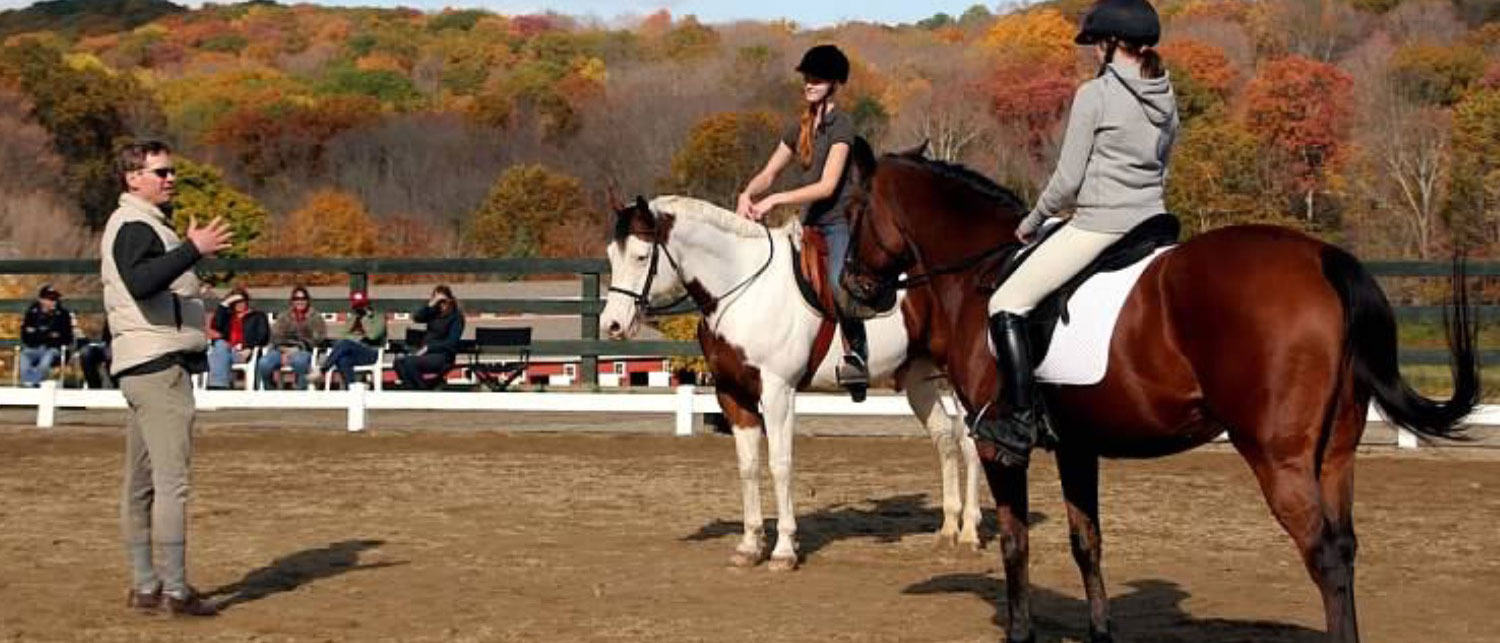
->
<box><xmin>976</xmin><ymin>312</ymin><xmax>1040</xmax><ymax>468</ymax></box>
<box><xmin>835</xmin><ymin>313</ymin><xmax>870</xmax><ymax>403</ymax></box>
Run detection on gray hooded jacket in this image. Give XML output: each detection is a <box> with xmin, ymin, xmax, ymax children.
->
<box><xmin>1027</xmin><ymin>63</ymin><xmax>1179</xmax><ymax>233</ymax></box>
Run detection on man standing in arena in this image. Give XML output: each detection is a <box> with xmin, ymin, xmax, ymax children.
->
<box><xmin>102</xmin><ymin>139</ymin><xmax>233</xmax><ymax>616</ymax></box>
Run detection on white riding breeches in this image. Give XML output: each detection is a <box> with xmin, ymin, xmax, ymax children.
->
<box><xmin>988</xmin><ymin>223</ymin><xmax>1125</xmax><ymax>316</ymax></box>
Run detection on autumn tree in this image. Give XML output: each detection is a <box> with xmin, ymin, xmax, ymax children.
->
<box><xmin>467</xmin><ymin>164</ymin><xmax>590</xmax><ymax>259</ymax></box>
<box><xmin>169</xmin><ymin>158</ymin><xmax>269</xmax><ymax>259</ymax></box>
<box><xmin>1448</xmin><ymin>88</ymin><xmax>1500</xmax><ymax>250</ymax></box>
<box><xmin>1388</xmin><ymin>43</ymin><xmax>1487</xmax><ymax>106</ymax></box>
<box><xmin>1166</xmin><ymin>119</ymin><xmax>1275</xmax><ymax>234</ymax></box>
<box><xmin>1244</xmin><ymin>56</ymin><xmax>1355</xmax><ymax>222</ymax></box>
<box><xmin>1159</xmin><ymin>39</ymin><xmax>1240</xmax><ymax>121</ymax></box>
<box><xmin>667</xmin><ymin>111</ymin><xmax>780</xmax><ymax>208</ymax></box>
<box><xmin>0</xmin><ymin>38</ymin><xmax>161</xmax><ymax>228</ymax></box>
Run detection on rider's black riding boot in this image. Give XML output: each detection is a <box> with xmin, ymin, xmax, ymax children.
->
<box><xmin>977</xmin><ymin>312</ymin><xmax>1040</xmax><ymax>468</ymax></box>
<box><xmin>836</xmin><ymin>312</ymin><xmax>870</xmax><ymax>403</ymax></box>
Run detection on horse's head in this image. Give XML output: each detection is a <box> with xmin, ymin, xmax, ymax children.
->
<box><xmin>601</xmin><ymin>191</ymin><xmax>687</xmax><ymax>340</ymax></box>
<box><xmin>839</xmin><ymin>148</ymin><xmax>908</xmax><ymax>317</ymax></box>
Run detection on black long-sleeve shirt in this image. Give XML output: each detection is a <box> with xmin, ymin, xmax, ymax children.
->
<box><xmin>112</xmin><ymin>222</ymin><xmax>202</xmax><ymax>301</ymax></box>
<box><xmin>413</xmin><ymin>304</ymin><xmax>465</xmax><ymax>358</ymax></box>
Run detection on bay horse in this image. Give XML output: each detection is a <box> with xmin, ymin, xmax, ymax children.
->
<box><xmin>837</xmin><ymin>149</ymin><xmax>1479</xmax><ymax>642</ymax></box>
<box><xmin>599</xmin><ymin>192</ymin><xmax>984</xmax><ymax>571</ymax></box>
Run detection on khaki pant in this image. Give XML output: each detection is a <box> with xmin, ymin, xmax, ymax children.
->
<box><xmin>118</xmin><ymin>365</ymin><xmax>195</xmax><ymax>595</ymax></box>
<box><xmin>988</xmin><ymin>223</ymin><xmax>1124</xmax><ymax>315</ymax></box>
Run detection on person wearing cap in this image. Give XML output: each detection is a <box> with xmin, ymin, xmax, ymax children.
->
<box><xmin>103</xmin><ymin>139</ymin><xmax>233</xmax><ymax>616</ymax></box>
<box><xmin>735</xmin><ymin>43</ymin><xmax>870</xmax><ymax>402</ymax></box>
<box><xmin>977</xmin><ymin>0</ymin><xmax>1179</xmax><ymax>468</ymax></box>
<box><xmin>205</xmin><ymin>286</ymin><xmax>269</xmax><ymax>389</ymax></box>
<box><xmin>257</xmin><ymin>285</ymin><xmax>326</xmax><ymax>390</ymax></box>
<box><xmin>319</xmin><ymin>290</ymin><xmax>387</xmax><ymax>389</ymax></box>
<box><xmin>18</xmin><ymin>284</ymin><xmax>73</xmax><ymax>387</ymax></box>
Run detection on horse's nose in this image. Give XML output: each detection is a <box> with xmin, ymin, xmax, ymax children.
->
<box><xmin>606</xmin><ymin>320</ymin><xmax>623</xmax><ymax>338</ymax></box>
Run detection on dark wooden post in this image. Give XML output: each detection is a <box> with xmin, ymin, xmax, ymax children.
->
<box><xmin>580</xmin><ymin>272</ymin><xmax>600</xmax><ymax>386</ymax></box>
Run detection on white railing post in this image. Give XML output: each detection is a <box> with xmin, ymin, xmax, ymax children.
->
<box><xmin>675</xmin><ymin>384</ymin><xmax>697</xmax><ymax>437</ymax></box>
<box><xmin>36</xmin><ymin>380</ymin><xmax>57</xmax><ymax>428</ymax></box>
<box><xmin>1396</xmin><ymin>427</ymin><xmax>1419</xmax><ymax>450</ymax></box>
<box><xmin>347</xmin><ymin>382</ymin><xmax>367</xmax><ymax>433</ymax></box>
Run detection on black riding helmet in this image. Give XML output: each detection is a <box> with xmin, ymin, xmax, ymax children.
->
<box><xmin>1075</xmin><ymin>0</ymin><xmax>1161</xmax><ymax>47</ymax></box>
<box><xmin>796</xmin><ymin>44</ymin><xmax>850</xmax><ymax>83</ymax></box>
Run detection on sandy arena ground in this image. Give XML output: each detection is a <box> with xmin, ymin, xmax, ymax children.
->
<box><xmin>0</xmin><ymin>413</ymin><xmax>1497</xmax><ymax>642</ymax></box>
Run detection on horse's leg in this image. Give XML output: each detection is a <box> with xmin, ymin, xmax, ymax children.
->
<box><xmin>1057</xmin><ymin>447</ymin><xmax>1112</xmax><ymax>643</ymax></box>
<box><xmin>1312</xmin><ymin>384</ymin><xmax>1367</xmax><ymax>642</ymax></box>
<box><xmin>722</xmin><ymin>391</ymin><xmax>766</xmax><ymax>567</ymax></box>
<box><xmin>982</xmin><ymin>459</ymin><xmax>1033</xmax><ymax>643</ymax></box>
<box><xmin>958</xmin><ymin>420</ymin><xmax>983</xmax><ymax>549</ymax></box>
<box><xmin>762</xmin><ymin>378</ymin><xmax>800</xmax><ymax>572</ymax></box>
<box><xmin>1231</xmin><ymin>414</ymin><xmax>1360</xmax><ymax>643</ymax></box>
<box><xmin>900</xmin><ymin>360</ymin><xmax>976</xmax><ymax>548</ymax></box>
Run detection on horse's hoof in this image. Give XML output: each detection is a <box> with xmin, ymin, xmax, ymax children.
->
<box><xmin>1004</xmin><ymin>635</ymin><xmax>1034</xmax><ymax>643</ymax></box>
<box><xmin>933</xmin><ymin>532</ymin><xmax>959</xmax><ymax>550</ymax></box>
<box><xmin>767</xmin><ymin>554</ymin><xmax>799</xmax><ymax>572</ymax></box>
<box><xmin>729</xmin><ymin>550</ymin><xmax>763</xmax><ymax>568</ymax></box>
<box><xmin>959</xmin><ymin>532</ymin><xmax>983</xmax><ymax>551</ymax></box>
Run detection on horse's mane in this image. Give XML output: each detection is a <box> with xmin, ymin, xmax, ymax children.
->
<box><xmin>883</xmin><ymin>153</ymin><xmax>1028</xmax><ymax>213</ymax></box>
<box><xmin>649</xmin><ymin>195</ymin><xmax>795</xmax><ymax>239</ymax></box>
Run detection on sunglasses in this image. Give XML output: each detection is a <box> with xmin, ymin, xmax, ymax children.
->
<box><xmin>291</xmin><ymin>296</ymin><xmax>310</xmax><ymax>302</ymax></box>
<box><xmin>140</xmin><ymin>167</ymin><xmax>176</xmax><ymax>179</ymax></box>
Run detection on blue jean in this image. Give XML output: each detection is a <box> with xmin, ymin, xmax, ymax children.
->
<box><xmin>257</xmin><ymin>347</ymin><xmax>313</xmax><ymax>390</ymax></box>
<box><xmin>206</xmin><ymin>340</ymin><xmax>254</xmax><ymax>388</ymax></box>
<box><xmin>322</xmin><ymin>339</ymin><xmax>378</xmax><ymax>387</ymax></box>
<box><xmin>816</xmin><ymin>220</ymin><xmax>851</xmax><ymax>290</ymax></box>
<box><xmin>19</xmin><ymin>346</ymin><xmax>59</xmax><ymax>387</ymax></box>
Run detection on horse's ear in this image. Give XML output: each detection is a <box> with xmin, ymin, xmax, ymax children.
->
<box><xmin>850</xmin><ymin>136</ymin><xmax>877</xmax><ymax>185</ymax></box>
<box><xmin>605</xmin><ymin>179</ymin><xmax>624</xmax><ymax>212</ymax></box>
<box><xmin>897</xmin><ymin>139</ymin><xmax>929</xmax><ymax>158</ymax></box>
<box><xmin>635</xmin><ymin>195</ymin><xmax>649</xmax><ymax>213</ymax></box>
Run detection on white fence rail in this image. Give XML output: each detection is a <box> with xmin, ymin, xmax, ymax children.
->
<box><xmin>3</xmin><ymin>381</ymin><xmax>1499</xmax><ymax>448</ymax></box>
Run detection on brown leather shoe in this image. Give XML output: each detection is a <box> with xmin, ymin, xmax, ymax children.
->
<box><xmin>164</xmin><ymin>589</ymin><xmax>219</xmax><ymax>617</ymax></box>
<box><xmin>125</xmin><ymin>588</ymin><xmax>161</xmax><ymax>613</ymax></box>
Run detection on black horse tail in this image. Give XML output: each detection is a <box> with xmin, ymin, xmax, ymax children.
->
<box><xmin>1321</xmin><ymin>246</ymin><xmax>1479</xmax><ymax>441</ymax></box>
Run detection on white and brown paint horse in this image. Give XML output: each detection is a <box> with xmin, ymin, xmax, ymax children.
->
<box><xmin>601</xmin><ymin>193</ymin><xmax>983</xmax><ymax>570</ymax></box>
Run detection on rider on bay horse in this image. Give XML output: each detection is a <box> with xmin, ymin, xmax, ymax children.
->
<box><xmin>738</xmin><ymin>44</ymin><xmax>871</xmax><ymax>401</ymax></box>
<box><xmin>983</xmin><ymin>0</ymin><xmax>1180</xmax><ymax>467</ymax></box>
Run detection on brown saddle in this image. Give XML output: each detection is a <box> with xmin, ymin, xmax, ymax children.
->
<box><xmin>792</xmin><ymin>226</ymin><xmax>841</xmax><ymax>389</ymax></box>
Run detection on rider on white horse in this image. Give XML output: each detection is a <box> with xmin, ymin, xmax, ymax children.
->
<box><xmin>983</xmin><ymin>0</ymin><xmax>1180</xmax><ymax>468</ymax></box>
<box><xmin>736</xmin><ymin>44</ymin><xmax>870</xmax><ymax>402</ymax></box>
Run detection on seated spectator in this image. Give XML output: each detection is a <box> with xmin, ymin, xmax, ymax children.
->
<box><xmin>320</xmin><ymin>290</ymin><xmax>387</xmax><ymax>389</ymax></box>
<box><xmin>206</xmin><ymin>287</ymin><xmax>269</xmax><ymax>389</ymax></box>
<box><xmin>79</xmin><ymin>319</ymin><xmax>113</xmax><ymax>389</ymax></box>
<box><xmin>393</xmin><ymin>285</ymin><xmax>464</xmax><ymax>390</ymax></box>
<box><xmin>257</xmin><ymin>285</ymin><xmax>326</xmax><ymax>390</ymax></box>
<box><xmin>19</xmin><ymin>284</ymin><xmax>73</xmax><ymax>387</ymax></box>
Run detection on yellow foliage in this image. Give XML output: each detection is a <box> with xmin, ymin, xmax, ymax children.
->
<box><xmin>62</xmin><ymin>52</ymin><xmax>113</xmax><ymax>74</ymax></box>
<box><xmin>655</xmin><ymin>314</ymin><xmax>706</xmax><ymax>374</ymax></box>
<box><xmin>981</xmin><ymin>9</ymin><xmax>1076</xmax><ymax>66</ymax></box>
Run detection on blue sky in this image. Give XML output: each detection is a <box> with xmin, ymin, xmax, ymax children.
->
<box><xmin>0</xmin><ymin>0</ymin><xmax>1012</xmax><ymax>28</ymax></box>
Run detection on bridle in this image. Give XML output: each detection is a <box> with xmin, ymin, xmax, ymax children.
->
<box><xmin>608</xmin><ymin>213</ymin><xmax>777</xmax><ymax>319</ymax></box>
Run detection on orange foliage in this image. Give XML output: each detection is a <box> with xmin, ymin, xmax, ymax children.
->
<box><xmin>1159</xmin><ymin>39</ymin><xmax>1240</xmax><ymax>97</ymax></box>
<box><xmin>357</xmin><ymin>52</ymin><xmax>409</xmax><ymax>74</ymax></box>
<box><xmin>987</xmin><ymin>60</ymin><xmax>1077</xmax><ymax>151</ymax></box>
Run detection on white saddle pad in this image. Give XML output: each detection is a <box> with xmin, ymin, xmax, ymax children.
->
<box><xmin>1033</xmin><ymin>247</ymin><xmax>1173</xmax><ymax>385</ymax></box>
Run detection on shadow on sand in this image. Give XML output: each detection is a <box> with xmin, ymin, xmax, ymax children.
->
<box><xmin>203</xmin><ymin>539</ymin><xmax>407</xmax><ymax>611</ymax></box>
<box><xmin>905</xmin><ymin>574</ymin><xmax>1326</xmax><ymax>643</ymax></box>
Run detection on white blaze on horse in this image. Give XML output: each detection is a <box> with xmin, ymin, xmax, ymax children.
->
<box><xmin>600</xmin><ymin>193</ymin><xmax>983</xmax><ymax>570</ymax></box>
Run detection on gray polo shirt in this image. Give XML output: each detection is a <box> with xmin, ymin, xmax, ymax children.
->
<box><xmin>780</xmin><ymin>109</ymin><xmax>857</xmax><ymax>228</ymax></box>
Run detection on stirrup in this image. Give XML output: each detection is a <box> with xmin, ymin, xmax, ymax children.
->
<box><xmin>836</xmin><ymin>354</ymin><xmax>869</xmax><ymax>402</ymax></box>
